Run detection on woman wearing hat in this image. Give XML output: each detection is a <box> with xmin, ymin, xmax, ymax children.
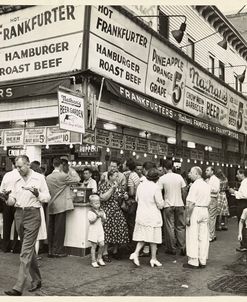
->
<box><xmin>129</xmin><ymin>168</ymin><xmax>164</xmax><ymax>267</ymax></box>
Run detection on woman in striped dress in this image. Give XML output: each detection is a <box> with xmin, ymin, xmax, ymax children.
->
<box><xmin>216</xmin><ymin>169</ymin><xmax>229</xmax><ymax>231</ymax></box>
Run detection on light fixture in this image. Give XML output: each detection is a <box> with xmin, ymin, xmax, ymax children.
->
<box><xmin>144</xmin><ymin>153</ymin><xmax>147</xmax><ymax>158</ymax></box>
<box><xmin>204</xmin><ymin>146</ymin><xmax>208</xmax><ymax>151</ymax></box>
<box><xmin>200</xmin><ymin>161</ymin><xmax>203</xmax><ymax>165</ymax></box>
<box><xmin>134</xmin><ymin>14</ymin><xmax>187</xmax><ymax>44</ymax></box>
<box><xmin>238</xmin><ymin>165</ymin><xmax>241</xmax><ymax>168</ymax></box>
<box><xmin>163</xmin><ymin>156</ymin><xmax>167</xmax><ymax>160</ymax></box>
<box><xmin>194</xmin><ymin>160</ymin><xmax>197</xmax><ymax>164</ymax></box>
<box><xmin>120</xmin><ymin>149</ymin><xmax>124</xmax><ymax>155</ymax></box>
<box><xmin>154</xmin><ymin>154</ymin><xmax>158</xmax><ymax>159</ymax></box>
<box><xmin>187</xmin><ymin>159</ymin><xmax>190</xmax><ymax>163</ymax></box>
<box><xmin>69</xmin><ymin>143</ymin><xmax>73</xmax><ymax>149</ymax></box>
<box><xmin>45</xmin><ymin>144</ymin><xmax>49</xmax><ymax>149</ymax></box>
<box><xmin>103</xmin><ymin>123</ymin><xmax>117</xmax><ymax>131</ymax></box>
<box><xmin>72</xmin><ymin>161</ymin><xmax>76</xmax><ymax>166</ymax></box>
<box><xmin>230</xmin><ymin>164</ymin><xmax>233</xmax><ymax>168</ymax></box>
<box><xmin>167</xmin><ymin>137</ymin><xmax>176</xmax><ymax>144</ymax></box>
<box><xmin>180</xmin><ymin>158</ymin><xmax>183</xmax><ymax>163</ymax></box>
<box><xmin>3</xmin><ymin>146</ymin><xmax>7</xmax><ymax>151</ymax></box>
<box><xmin>212</xmin><ymin>162</ymin><xmax>214</xmax><ymax>166</ymax></box>
<box><xmin>217</xmin><ymin>162</ymin><xmax>220</xmax><ymax>166</ymax></box>
<box><xmin>139</xmin><ymin>130</ymin><xmax>151</xmax><ymax>138</ymax></box>
<box><xmin>222</xmin><ymin>163</ymin><xmax>224</xmax><ymax>167</ymax></box>
<box><xmin>133</xmin><ymin>151</ymin><xmax>136</xmax><ymax>156</ymax></box>
<box><xmin>217</xmin><ymin>39</ymin><xmax>227</xmax><ymax>50</ymax></box>
<box><xmin>78</xmin><ymin>161</ymin><xmax>82</xmax><ymax>165</ymax></box>
<box><xmin>238</xmin><ymin>68</ymin><xmax>246</xmax><ymax>84</ymax></box>
<box><xmin>187</xmin><ymin>141</ymin><xmax>196</xmax><ymax>149</ymax></box>
<box><xmin>208</xmin><ymin>146</ymin><xmax>213</xmax><ymax>152</ymax></box>
<box><xmin>172</xmin><ymin>156</ymin><xmax>175</xmax><ymax>161</ymax></box>
<box><xmin>206</xmin><ymin>161</ymin><xmax>209</xmax><ymax>165</ymax></box>
<box><xmin>171</xmin><ymin>20</ymin><xmax>187</xmax><ymax>43</ymax></box>
<box><xmin>85</xmin><ymin>161</ymin><xmax>88</xmax><ymax>165</ymax></box>
<box><xmin>226</xmin><ymin>164</ymin><xmax>229</xmax><ymax>167</ymax></box>
<box><xmin>106</xmin><ymin>147</ymin><xmax>110</xmax><ymax>153</ymax></box>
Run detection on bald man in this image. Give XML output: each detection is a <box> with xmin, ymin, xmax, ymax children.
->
<box><xmin>183</xmin><ymin>166</ymin><xmax>211</xmax><ymax>269</ymax></box>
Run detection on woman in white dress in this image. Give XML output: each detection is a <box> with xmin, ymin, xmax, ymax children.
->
<box><xmin>129</xmin><ymin>168</ymin><xmax>164</xmax><ymax>267</ymax></box>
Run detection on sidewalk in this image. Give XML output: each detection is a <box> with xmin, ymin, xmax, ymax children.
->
<box><xmin>0</xmin><ymin>217</ymin><xmax>246</xmax><ymax>296</ymax></box>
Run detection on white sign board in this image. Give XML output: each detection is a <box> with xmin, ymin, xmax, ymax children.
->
<box><xmin>58</xmin><ymin>87</ymin><xmax>85</xmax><ymax>134</ymax></box>
<box><xmin>0</xmin><ymin>5</ymin><xmax>84</xmax><ymax>82</ymax></box>
<box><xmin>46</xmin><ymin>127</ymin><xmax>71</xmax><ymax>144</ymax></box>
<box><xmin>24</xmin><ymin>128</ymin><xmax>46</xmax><ymax>145</ymax></box>
<box><xmin>4</xmin><ymin>129</ymin><xmax>24</xmax><ymax>146</ymax></box>
<box><xmin>89</xmin><ymin>5</ymin><xmax>151</xmax><ymax>92</ymax></box>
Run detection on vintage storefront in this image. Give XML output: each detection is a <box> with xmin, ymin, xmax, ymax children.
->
<box><xmin>1</xmin><ymin>5</ymin><xmax>247</xmax><ymax>255</ymax></box>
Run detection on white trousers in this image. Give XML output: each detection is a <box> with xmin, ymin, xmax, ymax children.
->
<box><xmin>186</xmin><ymin>207</ymin><xmax>209</xmax><ymax>266</ymax></box>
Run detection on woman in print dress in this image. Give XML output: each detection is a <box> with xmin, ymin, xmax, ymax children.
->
<box><xmin>215</xmin><ymin>169</ymin><xmax>230</xmax><ymax>230</ymax></box>
<box><xmin>98</xmin><ymin>169</ymin><xmax>129</xmax><ymax>262</ymax></box>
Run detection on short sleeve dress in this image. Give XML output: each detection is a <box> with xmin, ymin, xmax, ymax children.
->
<box><xmin>98</xmin><ymin>182</ymin><xmax>129</xmax><ymax>245</ymax></box>
<box><xmin>88</xmin><ymin>209</ymin><xmax>105</xmax><ymax>243</ymax></box>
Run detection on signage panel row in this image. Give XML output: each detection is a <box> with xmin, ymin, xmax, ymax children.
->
<box><xmin>0</xmin><ymin>126</ymin><xmax>82</xmax><ymax>146</ymax></box>
<box><xmin>89</xmin><ymin>5</ymin><xmax>247</xmax><ymax>136</ymax></box>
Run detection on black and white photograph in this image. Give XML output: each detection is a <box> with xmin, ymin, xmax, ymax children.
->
<box><xmin>0</xmin><ymin>0</ymin><xmax>247</xmax><ymax>298</ymax></box>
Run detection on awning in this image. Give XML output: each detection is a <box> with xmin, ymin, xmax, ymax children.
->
<box><xmin>105</xmin><ymin>78</ymin><xmax>244</xmax><ymax>142</ymax></box>
<box><xmin>0</xmin><ymin>78</ymin><xmax>71</xmax><ymax>101</ymax></box>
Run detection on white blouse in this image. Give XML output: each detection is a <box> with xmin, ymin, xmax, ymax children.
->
<box><xmin>135</xmin><ymin>180</ymin><xmax>164</xmax><ymax>227</ymax></box>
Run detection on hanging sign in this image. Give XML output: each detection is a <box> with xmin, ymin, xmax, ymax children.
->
<box><xmin>110</xmin><ymin>132</ymin><xmax>124</xmax><ymax>149</ymax></box>
<box><xmin>148</xmin><ymin>140</ymin><xmax>159</xmax><ymax>154</ymax></box>
<box><xmin>95</xmin><ymin>129</ymin><xmax>111</xmax><ymax>146</ymax></box>
<box><xmin>158</xmin><ymin>142</ymin><xmax>168</xmax><ymax>155</ymax></box>
<box><xmin>0</xmin><ymin>130</ymin><xmax>3</xmax><ymax>146</ymax></box>
<box><xmin>46</xmin><ymin>127</ymin><xmax>70</xmax><ymax>144</ymax></box>
<box><xmin>58</xmin><ymin>86</ymin><xmax>85</xmax><ymax>134</ymax></box>
<box><xmin>24</xmin><ymin>127</ymin><xmax>46</xmax><ymax>145</ymax></box>
<box><xmin>124</xmin><ymin>135</ymin><xmax>137</xmax><ymax>151</ymax></box>
<box><xmin>4</xmin><ymin>129</ymin><xmax>24</xmax><ymax>146</ymax></box>
<box><xmin>136</xmin><ymin>138</ymin><xmax>148</xmax><ymax>153</ymax></box>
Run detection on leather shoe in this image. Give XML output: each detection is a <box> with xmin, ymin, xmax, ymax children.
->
<box><xmin>183</xmin><ymin>263</ymin><xmax>199</xmax><ymax>269</ymax></box>
<box><xmin>54</xmin><ymin>253</ymin><xmax>68</xmax><ymax>258</ymax></box>
<box><xmin>236</xmin><ymin>247</ymin><xmax>247</xmax><ymax>252</ymax></box>
<box><xmin>4</xmin><ymin>289</ymin><xmax>22</xmax><ymax>296</ymax></box>
<box><xmin>102</xmin><ymin>255</ymin><xmax>111</xmax><ymax>263</ymax></box>
<box><xmin>28</xmin><ymin>281</ymin><xmax>42</xmax><ymax>292</ymax></box>
<box><xmin>199</xmin><ymin>264</ymin><xmax>206</xmax><ymax>269</ymax></box>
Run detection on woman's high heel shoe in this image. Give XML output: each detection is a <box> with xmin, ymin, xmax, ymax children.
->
<box><xmin>129</xmin><ymin>253</ymin><xmax>140</xmax><ymax>266</ymax></box>
<box><xmin>150</xmin><ymin>259</ymin><xmax>162</xmax><ymax>267</ymax></box>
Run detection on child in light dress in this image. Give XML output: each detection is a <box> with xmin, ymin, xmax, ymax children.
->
<box><xmin>88</xmin><ymin>195</ymin><xmax>106</xmax><ymax>268</ymax></box>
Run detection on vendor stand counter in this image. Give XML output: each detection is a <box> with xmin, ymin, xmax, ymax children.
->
<box><xmin>64</xmin><ymin>187</ymin><xmax>93</xmax><ymax>257</ymax></box>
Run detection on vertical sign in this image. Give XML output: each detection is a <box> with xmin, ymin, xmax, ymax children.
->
<box><xmin>58</xmin><ymin>86</ymin><xmax>85</xmax><ymax>134</ymax></box>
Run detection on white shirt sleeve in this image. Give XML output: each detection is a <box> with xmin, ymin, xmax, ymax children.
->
<box><xmin>186</xmin><ymin>183</ymin><xmax>197</xmax><ymax>204</ymax></box>
<box><xmin>37</xmin><ymin>175</ymin><xmax>51</xmax><ymax>203</ymax></box>
<box><xmin>91</xmin><ymin>179</ymin><xmax>97</xmax><ymax>194</ymax></box>
<box><xmin>235</xmin><ymin>179</ymin><xmax>247</xmax><ymax>199</ymax></box>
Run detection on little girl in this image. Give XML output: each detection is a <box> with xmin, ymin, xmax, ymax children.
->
<box><xmin>88</xmin><ymin>194</ymin><xmax>106</xmax><ymax>268</ymax></box>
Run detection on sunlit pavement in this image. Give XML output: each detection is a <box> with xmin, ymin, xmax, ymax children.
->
<box><xmin>0</xmin><ymin>217</ymin><xmax>246</xmax><ymax>296</ymax></box>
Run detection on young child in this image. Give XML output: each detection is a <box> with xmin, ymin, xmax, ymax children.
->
<box><xmin>88</xmin><ymin>194</ymin><xmax>106</xmax><ymax>268</ymax></box>
<box><xmin>238</xmin><ymin>208</ymin><xmax>247</xmax><ymax>251</ymax></box>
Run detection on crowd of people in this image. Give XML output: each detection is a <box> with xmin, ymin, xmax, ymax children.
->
<box><xmin>0</xmin><ymin>155</ymin><xmax>247</xmax><ymax>295</ymax></box>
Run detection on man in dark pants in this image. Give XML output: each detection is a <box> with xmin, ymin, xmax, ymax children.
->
<box><xmin>229</xmin><ymin>168</ymin><xmax>247</xmax><ymax>252</ymax></box>
<box><xmin>46</xmin><ymin>158</ymin><xmax>80</xmax><ymax>257</ymax></box>
<box><xmin>0</xmin><ymin>163</ymin><xmax>20</xmax><ymax>253</ymax></box>
<box><xmin>4</xmin><ymin>155</ymin><xmax>51</xmax><ymax>296</ymax></box>
<box><xmin>159</xmin><ymin>160</ymin><xmax>187</xmax><ymax>255</ymax></box>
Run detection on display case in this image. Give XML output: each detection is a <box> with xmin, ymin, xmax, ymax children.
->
<box><xmin>70</xmin><ymin>186</ymin><xmax>93</xmax><ymax>204</ymax></box>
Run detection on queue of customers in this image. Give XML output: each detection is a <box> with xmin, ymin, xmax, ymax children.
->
<box><xmin>0</xmin><ymin>155</ymin><xmax>247</xmax><ymax>295</ymax></box>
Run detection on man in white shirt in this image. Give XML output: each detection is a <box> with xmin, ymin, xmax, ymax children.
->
<box><xmin>159</xmin><ymin>160</ymin><xmax>187</xmax><ymax>255</ymax></box>
<box><xmin>4</xmin><ymin>155</ymin><xmax>50</xmax><ymax>296</ymax></box>
<box><xmin>205</xmin><ymin>166</ymin><xmax>220</xmax><ymax>242</ymax></box>
<box><xmin>0</xmin><ymin>163</ymin><xmax>20</xmax><ymax>253</ymax></box>
<box><xmin>81</xmin><ymin>167</ymin><xmax>97</xmax><ymax>193</ymax></box>
<box><xmin>229</xmin><ymin>169</ymin><xmax>247</xmax><ymax>252</ymax></box>
<box><xmin>183</xmin><ymin>166</ymin><xmax>211</xmax><ymax>269</ymax></box>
